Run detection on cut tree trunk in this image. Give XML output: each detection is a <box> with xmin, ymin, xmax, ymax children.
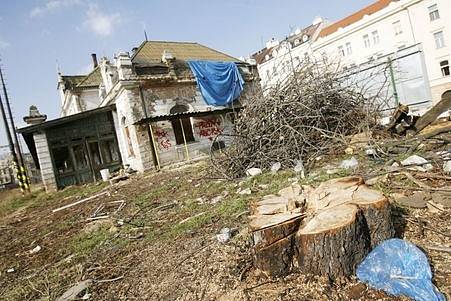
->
<box><xmin>412</xmin><ymin>90</ymin><xmax>451</xmax><ymax>134</ymax></box>
<box><xmin>250</xmin><ymin>177</ymin><xmax>394</xmax><ymax>279</ymax></box>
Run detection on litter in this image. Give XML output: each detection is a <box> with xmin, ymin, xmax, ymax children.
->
<box><xmin>246</xmin><ymin>168</ymin><xmax>262</xmax><ymax>177</ymax></box>
<box><xmin>29</xmin><ymin>245</ymin><xmax>41</xmax><ymax>254</ymax></box>
<box><xmin>340</xmin><ymin>157</ymin><xmax>358</xmax><ymax>169</ymax></box>
<box><xmin>357</xmin><ymin>238</ymin><xmax>445</xmax><ymax>301</ymax></box>
<box><xmin>216</xmin><ymin>228</ymin><xmax>231</xmax><ymax>243</ymax></box>
<box><xmin>52</xmin><ymin>192</ymin><xmax>109</xmax><ymax>213</ymax></box>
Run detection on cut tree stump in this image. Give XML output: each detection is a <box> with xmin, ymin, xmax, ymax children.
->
<box><xmin>249</xmin><ymin>177</ymin><xmax>394</xmax><ymax>278</ymax></box>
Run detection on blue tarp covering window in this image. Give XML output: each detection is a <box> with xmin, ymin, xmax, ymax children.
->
<box><xmin>188</xmin><ymin>61</ymin><xmax>244</xmax><ymax>106</ymax></box>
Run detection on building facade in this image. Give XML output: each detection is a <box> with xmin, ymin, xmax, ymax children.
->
<box><xmin>251</xmin><ymin>18</ymin><xmax>325</xmax><ymax>92</ymax></box>
<box><xmin>20</xmin><ymin>41</ymin><xmax>259</xmax><ymax>191</ymax></box>
<box><xmin>252</xmin><ymin>0</ymin><xmax>451</xmax><ymax>109</ymax></box>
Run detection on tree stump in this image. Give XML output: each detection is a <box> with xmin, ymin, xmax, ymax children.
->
<box><xmin>250</xmin><ymin>177</ymin><xmax>394</xmax><ymax>278</ymax></box>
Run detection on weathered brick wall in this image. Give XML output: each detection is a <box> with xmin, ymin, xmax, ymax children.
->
<box><xmin>151</xmin><ymin>113</ymin><xmax>233</xmax><ymax>165</ymax></box>
<box><xmin>114</xmin><ymin>76</ymin><xmax>257</xmax><ymax>170</ymax></box>
<box><xmin>142</xmin><ymin>84</ymin><xmax>213</xmax><ymax>116</ymax></box>
<box><xmin>115</xmin><ymin>87</ymin><xmax>154</xmax><ymax>172</ymax></box>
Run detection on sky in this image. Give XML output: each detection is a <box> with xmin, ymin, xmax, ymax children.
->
<box><xmin>0</xmin><ymin>0</ymin><xmax>375</xmax><ymax>150</ymax></box>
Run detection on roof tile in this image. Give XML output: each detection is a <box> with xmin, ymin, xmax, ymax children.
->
<box><xmin>319</xmin><ymin>0</ymin><xmax>393</xmax><ymax>38</ymax></box>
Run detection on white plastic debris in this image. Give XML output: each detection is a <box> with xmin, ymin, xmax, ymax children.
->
<box><xmin>444</xmin><ymin>161</ymin><xmax>451</xmax><ymax>174</ymax></box>
<box><xmin>271</xmin><ymin>162</ymin><xmax>281</xmax><ymax>173</ymax></box>
<box><xmin>340</xmin><ymin>157</ymin><xmax>359</xmax><ymax>169</ymax></box>
<box><xmin>6</xmin><ymin>268</ymin><xmax>14</xmax><ymax>273</ymax></box>
<box><xmin>401</xmin><ymin>155</ymin><xmax>428</xmax><ymax>166</ymax></box>
<box><xmin>246</xmin><ymin>168</ymin><xmax>262</xmax><ymax>177</ymax></box>
<box><xmin>30</xmin><ymin>245</ymin><xmax>41</xmax><ymax>254</ymax></box>
<box><xmin>366</xmin><ymin>148</ymin><xmax>377</xmax><ymax>156</ymax></box>
<box><xmin>216</xmin><ymin>228</ymin><xmax>231</xmax><ymax>243</ymax></box>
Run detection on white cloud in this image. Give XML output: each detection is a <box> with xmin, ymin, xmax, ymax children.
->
<box><xmin>0</xmin><ymin>38</ymin><xmax>10</xmax><ymax>49</ymax></box>
<box><xmin>30</xmin><ymin>0</ymin><xmax>82</xmax><ymax>18</ymax></box>
<box><xmin>83</xmin><ymin>5</ymin><xmax>121</xmax><ymax>36</ymax></box>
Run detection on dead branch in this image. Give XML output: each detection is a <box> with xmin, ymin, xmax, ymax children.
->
<box><xmin>211</xmin><ymin>57</ymin><xmax>390</xmax><ymax>178</ymax></box>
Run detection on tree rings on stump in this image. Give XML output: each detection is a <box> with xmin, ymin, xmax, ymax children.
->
<box><xmin>249</xmin><ymin>177</ymin><xmax>394</xmax><ymax>278</ymax></box>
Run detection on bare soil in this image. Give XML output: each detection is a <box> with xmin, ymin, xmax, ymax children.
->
<box><xmin>0</xmin><ymin>159</ymin><xmax>449</xmax><ymax>301</ymax></box>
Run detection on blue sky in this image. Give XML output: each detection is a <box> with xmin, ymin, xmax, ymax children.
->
<box><xmin>0</xmin><ymin>0</ymin><xmax>374</xmax><ymax>149</ymax></box>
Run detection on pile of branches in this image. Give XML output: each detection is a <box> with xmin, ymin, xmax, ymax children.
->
<box><xmin>212</xmin><ymin>58</ymin><xmax>392</xmax><ymax>179</ymax></box>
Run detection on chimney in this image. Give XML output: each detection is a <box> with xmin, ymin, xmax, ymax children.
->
<box><xmin>91</xmin><ymin>53</ymin><xmax>98</xmax><ymax>69</ymax></box>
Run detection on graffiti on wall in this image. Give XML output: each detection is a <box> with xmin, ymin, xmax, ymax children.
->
<box><xmin>195</xmin><ymin>118</ymin><xmax>223</xmax><ymax>141</ymax></box>
<box><xmin>154</xmin><ymin>127</ymin><xmax>172</xmax><ymax>150</ymax></box>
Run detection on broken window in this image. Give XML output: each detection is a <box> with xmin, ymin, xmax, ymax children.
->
<box><xmin>440</xmin><ymin>60</ymin><xmax>450</xmax><ymax>77</ymax></box>
<box><xmin>172</xmin><ymin>118</ymin><xmax>195</xmax><ymax>145</ymax></box>
<box><xmin>100</xmin><ymin>139</ymin><xmax>120</xmax><ymax>163</ymax></box>
<box><xmin>89</xmin><ymin>142</ymin><xmax>102</xmax><ymax>165</ymax></box>
<box><xmin>170</xmin><ymin>104</ymin><xmax>195</xmax><ymax>145</ymax></box>
<box><xmin>53</xmin><ymin>146</ymin><xmax>73</xmax><ymax>174</ymax></box>
<box><xmin>72</xmin><ymin>144</ymin><xmax>89</xmax><ymax>169</ymax></box>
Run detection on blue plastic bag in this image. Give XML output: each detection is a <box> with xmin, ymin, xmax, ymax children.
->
<box><xmin>357</xmin><ymin>239</ymin><xmax>445</xmax><ymax>301</ymax></box>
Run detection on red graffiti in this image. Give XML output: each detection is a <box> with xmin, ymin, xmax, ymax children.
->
<box><xmin>154</xmin><ymin>128</ymin><xmax>172</xmax><ymax>150</ymax></box>
<box><xmin>195</xmin><ymin>118</ymin><xmax>223</xmax><ymax>141</ymax></box>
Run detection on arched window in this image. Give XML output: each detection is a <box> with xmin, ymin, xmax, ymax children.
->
<box><xmin>170</xmin><ymin>105</ymin><xmax>195</xmax><ymax>145</ymax></box>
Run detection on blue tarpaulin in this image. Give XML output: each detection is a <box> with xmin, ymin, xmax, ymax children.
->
<box><xmin>187</xmin><ymin>61</ymin><xmax>244</xmax><ymax>106</ymax></box>
<box><xmin>357</xmin><ymin>239</ymin><xmax>445</xmax><ymax>301</ymax></box>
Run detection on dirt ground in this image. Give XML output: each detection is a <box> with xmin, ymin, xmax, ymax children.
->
<box><xmin>0</xmin><ymin>156</ymin><xmax>450</xmax><ymax>300</ymax></box>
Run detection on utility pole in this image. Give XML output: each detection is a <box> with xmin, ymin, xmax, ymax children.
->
<box><xmin>0</xmin><ymin>66</ymin><xmax>30</xmax><ymax>192</ymax></box>
<box><xmin>0</xmin><ymin>84</ymin><xmax>26</xmax><ymax>193</ymax></box>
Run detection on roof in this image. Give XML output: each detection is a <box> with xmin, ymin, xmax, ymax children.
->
<box><xmin>59</xmin><ymin>66</ymin><xmax>102</xmax><ymax>92</ymax></box>
<box><xmin>60</xmin><ymin>75</ymin><xmax>86</xmax><ymax>90</ymax></box>
<box><xmin>18</xmin><ymin>105</ymin><xmax>115</xmax><ymax>134</ymax></box>
<box><xmin>319</xmin><ymin>0</ymin><xmax>393</xmax><ymax>38</ymax></box>
<box><xmin>251</xmin><ymin>23</ymin><xmax>321</xmax><ymax>65</ymax></box>
<box><xmin>131</xmin><ymin>41</ymin><xmax>241</xmax><ymax>65</ymax></box>
<box><xmin>136</xmin><ymin>107</ymin><xmax>242</xmax><ymax>123</ymax></box>
<box><xmin>76</xmin><ymin>66</ymin><xmax>102</xmax><ymax>88</ymax></box>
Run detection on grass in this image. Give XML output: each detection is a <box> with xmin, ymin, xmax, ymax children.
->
<box><xmin>0</xmin><ymin>181</ymin><xmax>109</xmax><ymax>219</ymax></box>
<box><xmin>70</xmin><ymin>226</ymin><xmax>113</xmax><ymax>255</ymax></box>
